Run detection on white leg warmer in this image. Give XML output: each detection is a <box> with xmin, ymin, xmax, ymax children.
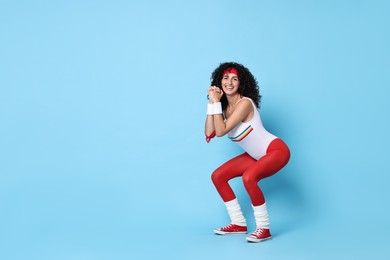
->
<box><xmin>253</xmin><ymin>203</ymin><xmax>270</xmax><ymax>229</ymax></box>
<box><xmin>225</xmin><ymin>199</ymin><xmax>247</xmax><ymax>226</ymax></box>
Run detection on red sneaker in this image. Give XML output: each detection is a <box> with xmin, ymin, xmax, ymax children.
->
<box><xmin>246</xmin><ymin>228</ymin><xmax>272</xmax><ymax>242</ymax></box>
<box><xmin>214</xmin><ymin>224</ymin><xmax>248</xmax><ymax>235</ymax></box>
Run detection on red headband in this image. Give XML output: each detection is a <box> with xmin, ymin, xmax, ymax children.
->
<box><xmin>223</xmin><ymin>67</ymin><xmax>239</xmax><ymax>76</ymax></box>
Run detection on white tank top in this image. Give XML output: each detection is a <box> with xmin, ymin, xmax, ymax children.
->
<box><xmin>227</xmin><ymin>97</ymin><xmax>277</xmax><ymax>160</ymax></box>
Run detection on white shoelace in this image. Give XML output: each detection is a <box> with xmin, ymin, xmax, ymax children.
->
<box><xmin>222</xmin><ymin>224</ymin><xmax>234</xmax><ymax>230</ymax></box>
<box><xmin>252</xmin><ymin>228</ymin><xmax>264</xmax><ymax>236</ymax></box>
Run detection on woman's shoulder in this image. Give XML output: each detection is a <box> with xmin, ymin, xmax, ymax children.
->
<box><xmin>237</xmin><ymin>97</ymin><xmax>254</xmax><ymax>106</ymax></box>
<box><xmin>235</xmin><ymin>98</ymin><xmax>254</xmax><ymax>114</ymax></box>
<box><xmin>241</xmin><ymin>96</ymin><xmax>253</xmax><ymax>101</ymax></box>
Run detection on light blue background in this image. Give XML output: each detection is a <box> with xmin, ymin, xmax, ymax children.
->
<box><xmin>1</xmin><ymin>0</ymin><xmax>389</xmax><ymax>259</ymax></box>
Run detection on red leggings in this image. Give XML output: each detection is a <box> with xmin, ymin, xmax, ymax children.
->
<box><xmin>211</xmin><ymin>138</ymin><xmax>290</xmax><ymax>206</ymax></box>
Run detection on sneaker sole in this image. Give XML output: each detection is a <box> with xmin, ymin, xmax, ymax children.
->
<box><xmin>246</xmin><ymin>236</ymin><xmax>272</xmax><ymax>243</ymax></box>
<box><xmin>214</xmin><ymin>230</ymin><xmax>248</xmax><ymax>235</ymax></box>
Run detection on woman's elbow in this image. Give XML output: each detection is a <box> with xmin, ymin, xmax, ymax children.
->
<box><xmin>205</xmin><ymin>130</ymin><xmax>214</xmax><ymax>137</ymax></box>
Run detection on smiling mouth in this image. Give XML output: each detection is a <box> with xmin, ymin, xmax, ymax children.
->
<box><xmin>225</xmin><ymin>85</ymin><xmax>234</xmax><ymax>91</ymax></box>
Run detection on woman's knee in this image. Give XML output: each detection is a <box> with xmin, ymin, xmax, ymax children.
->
<box><xmin>211</xmin><ymin>169</ymin><xmax>223</xmax><ymax>185</ymax></box>
<box><xmin>242</xmin><ymin>172</ymin><xmax>259</xmax><ymax>188</ymax></box>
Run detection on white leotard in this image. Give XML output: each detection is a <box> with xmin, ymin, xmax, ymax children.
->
<box><xmin>227</xmin><ymin>97</ymin><xmax>277</xmax><ymax>160</ymax></box>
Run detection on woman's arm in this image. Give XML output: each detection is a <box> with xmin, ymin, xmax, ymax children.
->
<box><xmin>213</xmin><ymin>99</ymin><xmax>252</xmax><ymax>137</ymax></box>
<box><xmin>204</xmin><ymin>109</ymin><xmax>215</xmax><ymax>137</ymax></box>
<box><xmin>204</xmin><ymin>86</ymin><xmax>221</xmax><ymax>138</ymax></box>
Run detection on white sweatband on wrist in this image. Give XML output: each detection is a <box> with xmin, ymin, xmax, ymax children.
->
<box><xmin>207</xmin><ymin>103</ymin><xmax>214</xmax><ymax>115</ymax></box>
<box><xmin>213</xmin><ymin>102</ymin><xmax>223</xmax><ymax>114</ymax></box>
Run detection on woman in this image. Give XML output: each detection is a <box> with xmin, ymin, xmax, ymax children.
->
<box><xmin>205</xmin><ymin>62</ymin><xmax>290</xmax><ymax>243</ymax></box>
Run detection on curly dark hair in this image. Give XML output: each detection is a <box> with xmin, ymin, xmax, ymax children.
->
<box><xmin>211</xmin><ymin>62</ymin><xmax>261</xmax><ymax>111</ymax></box>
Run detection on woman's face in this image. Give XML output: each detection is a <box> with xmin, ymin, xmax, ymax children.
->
<box><xmin>221</xmin><ymin>72</ymin><xmax>240</xmax><ymax>96</ymax></box>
